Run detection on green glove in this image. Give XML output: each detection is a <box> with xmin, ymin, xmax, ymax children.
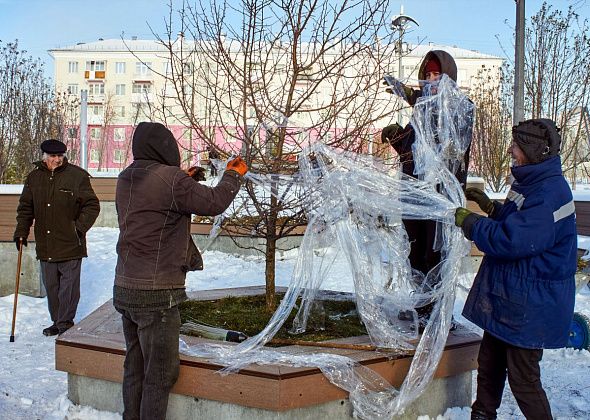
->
<box><xmin>454</xmin><ymin>207</ymin><xmax>473</xmax><ymax>227</ymax></box>
<box><xmin>465</xmin><ymin>187</ymin><xmax>495</xmax><ymax>215</ymax></box>
<box><xmin>381</xmin><ymin>123</ymin><xmax>404</xmax><ymax>144</ymax></box>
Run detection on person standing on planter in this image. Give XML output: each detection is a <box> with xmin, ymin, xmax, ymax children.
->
<box><xmin>381</xmin><ymin>50</ymin><xmax>473</xmax><ymax>328</ymax></box>
<box><xmin>14</xmin><ymin>139</ymin><xmax>100</xmax><ymax>336</ymax></box>
<box><xmin>113</xmin><ymin>122</ymin><xmax>247</xmax><ymax>420</ymax></box>
<box><xmin>455</xmin><ymin>118</ymin><xmax>577</xmax><ymax>420</ymax></box>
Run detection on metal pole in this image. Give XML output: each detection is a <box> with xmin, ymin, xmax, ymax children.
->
<box><xmin>396</xmin><ymin>5</ymin><xmax>405</xmax><ymax>125</ymax></box>
<box><xmin>80</xmin><ymin>90</ymin><xmax>88</xmax><ymax>170</ymax></box>
<box><xmin>513</xmin><ymin>0</ymin><xmax>525</xmax><ymax>125</ymax></box>
<box><xmin>397</xmin><ymin>29</ymin><xmax>404</xmax><ymax>125</ymax></box>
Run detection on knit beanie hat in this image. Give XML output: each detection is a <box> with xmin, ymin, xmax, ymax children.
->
<box><xmin>424</xmin><ymin>57</ymin><xmax>441</xmax><ymax>75</ymax></box>
<box><xmin>512</xmin><ymin>118</ymin><xmax>561</xmax><ymax>164</ymax></box>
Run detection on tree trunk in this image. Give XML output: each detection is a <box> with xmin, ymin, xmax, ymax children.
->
<box><xmin>265</xmin><ymin>190</ymin><xmax>278</xmax><ymax>312</ymax></box>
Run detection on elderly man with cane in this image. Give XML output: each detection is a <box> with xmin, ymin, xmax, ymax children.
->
<box><xmin>14</xmin><ymin>139</ymin><xmax>100</xmax><ymax>337</ymax></box>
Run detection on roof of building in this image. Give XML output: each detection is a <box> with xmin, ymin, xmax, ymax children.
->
<box><xmin>49</xmin><ymin>38</ymin><xmax>502</xmax><ymax>60</ymax></box>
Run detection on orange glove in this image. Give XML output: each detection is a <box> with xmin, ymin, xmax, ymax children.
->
<box><xmin>226</xmin><ymin>156</ymin><xmax>248</xmax><ymax>176</ymax></box>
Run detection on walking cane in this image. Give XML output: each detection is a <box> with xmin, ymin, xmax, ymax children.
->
<box><xmin>9</xmin><ymin>238</ymin><xmax>24</xmax><ymax>342</ymax></box>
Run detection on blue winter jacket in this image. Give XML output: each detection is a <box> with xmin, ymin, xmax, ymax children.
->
<box><xmin>462</xmin><ymin>156</ymin><xmax>577</xmax><ymax>349</ymax></box>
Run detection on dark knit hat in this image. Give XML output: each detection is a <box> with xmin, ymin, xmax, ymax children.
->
<box><xmin>512</xmin><ymin>118</ymin><xmax>561</xmax><ymax>164</ymax></box>
<box><xmin>40</xmin><ymin>139</ymin><xmax>67</xmax><ymax>154</ymax></box>
<box><xmin>424</xmin><ymin>57</ymin><xmax>441</xmax><ymax>74</ymax></box>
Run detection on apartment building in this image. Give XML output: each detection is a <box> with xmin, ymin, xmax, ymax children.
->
<box><xmin>49</xmin><ymin>38</ymin><xmax>502</xmax><ymax>173</ymax></box>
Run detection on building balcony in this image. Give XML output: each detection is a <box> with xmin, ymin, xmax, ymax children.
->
<box><xmin>87</xmin><ymin>115</ymin><xmax>104</xmax><ymax>125</ymax></box>
<box><xmin>131</xmin><ymin>93</ymin><xmax>155</xmax><ymax>103</ymax></box>
<box><xmin>84</xmin><ymin>70</ymin><xmax>106</xmax><ymax>80</ymax></box>
<box><xmin>132</xmin><ymin>73</ymin><xmax>154</xmax><ymax>81</ymax></box>
<box><xmin>87</xmin><ymin>94</ymin><xmax>105</xmax><ymax>103</ymax></box>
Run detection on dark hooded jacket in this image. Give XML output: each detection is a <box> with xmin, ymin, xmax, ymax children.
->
<box><xmin>383</xmin><ymin>50</ymin><xmax>472</xmax><ymax>278</ymax></box>
<box><xmin>14</xmin><ymin>158</ymin><xmax>100</xmax><ymax>262</ymax></box>
<box><xmin>114</xmin><ymin>122</ymin><xmax>241</xmax><ymax>300</ymax></box>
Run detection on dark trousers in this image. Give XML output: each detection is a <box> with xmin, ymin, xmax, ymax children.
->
<box><xmin>116</xmin><ymin>307</ymin><xmax>181</xmax><ymax>420</ymax></box>
<box><xmin>472</xmin><ymin>331</ymin><xmax>552</xmax><ymax>420</ymax></box>
<box><xmin>40</xmin><ymin>259</ymin><xmax>81</xmax><ymax>330</ymax></box>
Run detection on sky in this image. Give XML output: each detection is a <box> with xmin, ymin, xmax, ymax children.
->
<box><xmin>0</xmin><ymin>226</ymin><xmax>589</xmax><ymax>419</ymax></box>
<box><xmin>0</xmin><ymin>0</ymin><xmax>588</xmax><ymax>79</ymax></box>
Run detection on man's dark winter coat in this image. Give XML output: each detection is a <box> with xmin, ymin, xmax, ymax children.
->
<box><xmin>115</xmin><ymin>122</ymin><xmax>241</xmax><ymax>291</ymax></box>
<box><xmin>14</xmin><ymin>159</ymin><xmax>100</xmax><ymax>262</ymax></box>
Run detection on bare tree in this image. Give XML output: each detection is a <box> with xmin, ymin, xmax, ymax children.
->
<box><xmin>149</xmin><ymin>0</ymin><xmax>399</xmax><ymax>310</ymax></box>
<box><xmin>470</xmin><ymin>65</ymin><xmax>513</xmax><ymax>192</ymax></box>
<box><xmin>524</xmin><ymin>2</ymin><xmax>590</xmax><ymax>185</ymax></box>
<box><xmin>0</xmin><ymin>40</ymin><xmax>73</xmax><ymax>183</ymax></box>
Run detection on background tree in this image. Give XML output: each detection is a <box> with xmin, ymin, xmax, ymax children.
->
<box><xmin>525</xmin><ymin>2</ymin><xmax>590</xmax><ymax>186</ymax></box>
<box><xmin>471</xmin><ymin>2</ymin><xmax>590</xmax><ymax>190</ymax></box>
<box><xmin>470</xmin><ymin>65</ymin><xmax>513</xmax><ymax>192</ymax></box>
<box><xmin>0</xmin><ymin>40</ymin><xmax>78</xmax><ymax>183</ymax></box>
<box><xmin>151</xmin><ymin>0</ymin><xmax>400</xmax><ymax>310</ymax></box>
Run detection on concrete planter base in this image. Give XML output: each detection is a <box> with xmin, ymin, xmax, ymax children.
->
<box><xmin>68</xmin><ymin>371</ymin><xmax>472</xmax><ymax>420</ymax></box>
<box><xmin>0</xmin><ymin>242</ymin><xmax>44</xmax><ymax>297</ymax></box>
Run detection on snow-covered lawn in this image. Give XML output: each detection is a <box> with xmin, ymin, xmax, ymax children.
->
<box><xmin>1</xmin><ymin>227</ymin><xmax>589</xmax><ymax>419</ymax></box>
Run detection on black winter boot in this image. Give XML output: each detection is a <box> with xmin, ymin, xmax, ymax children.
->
<box><xmin>471</xmin><ymin>408</ymin><xmax>496</xmax><ymax>420</ymax></box>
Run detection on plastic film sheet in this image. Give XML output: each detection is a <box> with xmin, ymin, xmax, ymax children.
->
<box><xmin>181</xmin><ymin>74</ymin><xmax>474</xmax><ymax>419</ymax></box>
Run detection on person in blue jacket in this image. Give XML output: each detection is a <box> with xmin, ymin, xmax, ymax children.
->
<box><xmin>454</xmin><ymin>118</ymin><xmax>577</xmax><ymax>420</ymax></box>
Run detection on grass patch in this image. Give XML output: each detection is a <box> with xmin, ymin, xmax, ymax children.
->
<box><xmin>179</xmin><ymin>294</ymin><xmax>367</xmax><ymax>342</ymax></box>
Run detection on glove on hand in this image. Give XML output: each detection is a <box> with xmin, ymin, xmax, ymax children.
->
<box><xmin>383</xmin><ymin>75</ymin><xmax>409</xmax><ymax>101</ymax></box>
<box><xmin>454</xmin><ymin>207</ymin><xmax>473</xmax><ymax>228</ymax></box>
<box><xmin>381</xmin><ymin>123</ymin><xmax>404</xmax><ymax>144</ymax></box>
<box><xmin>187</xmin><ymin>166</ymin><xmax>206</xmax><ymax>182</ymax></box>
<box><xmin>465</xmin><ymin>187</ymin><xmax>494</xmax><ymax>215</ymax></box>
<box><xmin>226</xmin><ymin>156</ymin><xmax>248</xmax><ymax>177</ymax></box>
<box><xmin>14</xmin><ymin>237</ymin><xmax>27</xmax><ymax>251</ymax></box>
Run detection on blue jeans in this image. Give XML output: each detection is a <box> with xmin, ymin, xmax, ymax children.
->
<box><xmin>116</xmin><ymin>307</ymin><xmax>181</xmax><ymax>420</ymax></box>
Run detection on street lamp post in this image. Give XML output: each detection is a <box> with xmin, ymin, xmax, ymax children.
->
<box><xmin>391</xmin><ymin>6</ymin><xmax>418</xmax><ymax>124</ymax></box>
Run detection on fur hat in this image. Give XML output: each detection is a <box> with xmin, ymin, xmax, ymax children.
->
<box><xmin>512</xmin><ymin>118</ymin><xmax>561</xmax><ymax>164</ymax></box>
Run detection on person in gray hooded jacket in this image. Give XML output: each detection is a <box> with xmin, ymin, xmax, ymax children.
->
<box><xmin>113</xmin><ymin>122</ymin><xmax>247</xmax><ymax>420</ymax></box>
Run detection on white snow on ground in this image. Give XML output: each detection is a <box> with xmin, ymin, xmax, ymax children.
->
<box><xmin>1</xmin><ymin>227</ymin><xmax>589</xmax><ymax>419</ymax></box>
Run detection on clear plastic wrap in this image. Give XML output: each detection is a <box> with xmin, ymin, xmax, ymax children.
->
<box><xmin>181</xmin><ymin>74</ymin><xmax>474</xmax><ymax>419</ymax></box>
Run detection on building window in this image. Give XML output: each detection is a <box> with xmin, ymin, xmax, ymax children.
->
<box><xmin>68</xmin><ymin>61</ymin><xmax>79</xmax><ymax>73</ymax></box>
<box><xmin>114</xmin><ymin>127</ymin><xmax>126</xmax><ymax>142</ymax></box>
<box><xmin>115</xmin><ymin>62</ymin><xmax>126</xmax><ymax>74</ymax></box>
<box><xmin>181</xmin><ymin>150</ymin><xmax>192</xmax><ymax>165</ymax></box>
<box><xmin>132</xmin><ymin>82</ymin><xmax>151</xmax><ymax>94</ymax></box>
<box><xmin>88</xmin><ymin>105</ymin><xmax>104</xmax><ymax>116</ymax></box>
<box><xmin>90</xmin><ymin>127</ymin><xmax>102</xmax><ymax>140</ymax></box>
<box><xmin>115</xmin><ymin>84</ymin><xmax>126</xmax><ymax>95</ymax></box>
<box><xmin>90</xmin><ymin>149</ymin><xmax>102</xmax><ymax>163</ymax></box>
<box><xmin>67</xmin><ymin>84</ymin><xmax>79</xmax><ymax>95</ymax></box>
<box><xmin>116</xmin><ymin>106</ymin><xmax>126</xmax><ymax>117</ymax></box>
<box><xmin>86</xmin><ymin>60</ymin><xmax>105</xmax><ymax>71</ymax></box>
<box><xmin>224</xmin><ymin>127</ymin><xmax>237</xmax><ymax>143</ymax></box>
<box><xmin>113</xmin><ymin>149</ymin><xmax>126</xmax><ymax>164</ymax></box>
<box><xmin>68</xmin><ymin>127</ymin><xmax>78</xmax><ymax>138</ymax></box>
<box><xmin>88</xmin><ymin>83</ymin><xmax>104</xmax><ymax>95</ymax></box>
<box><xmin>135</xmin><ymin>62</ymin><xmax>152</xmax><ymax>76</ymax></box>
